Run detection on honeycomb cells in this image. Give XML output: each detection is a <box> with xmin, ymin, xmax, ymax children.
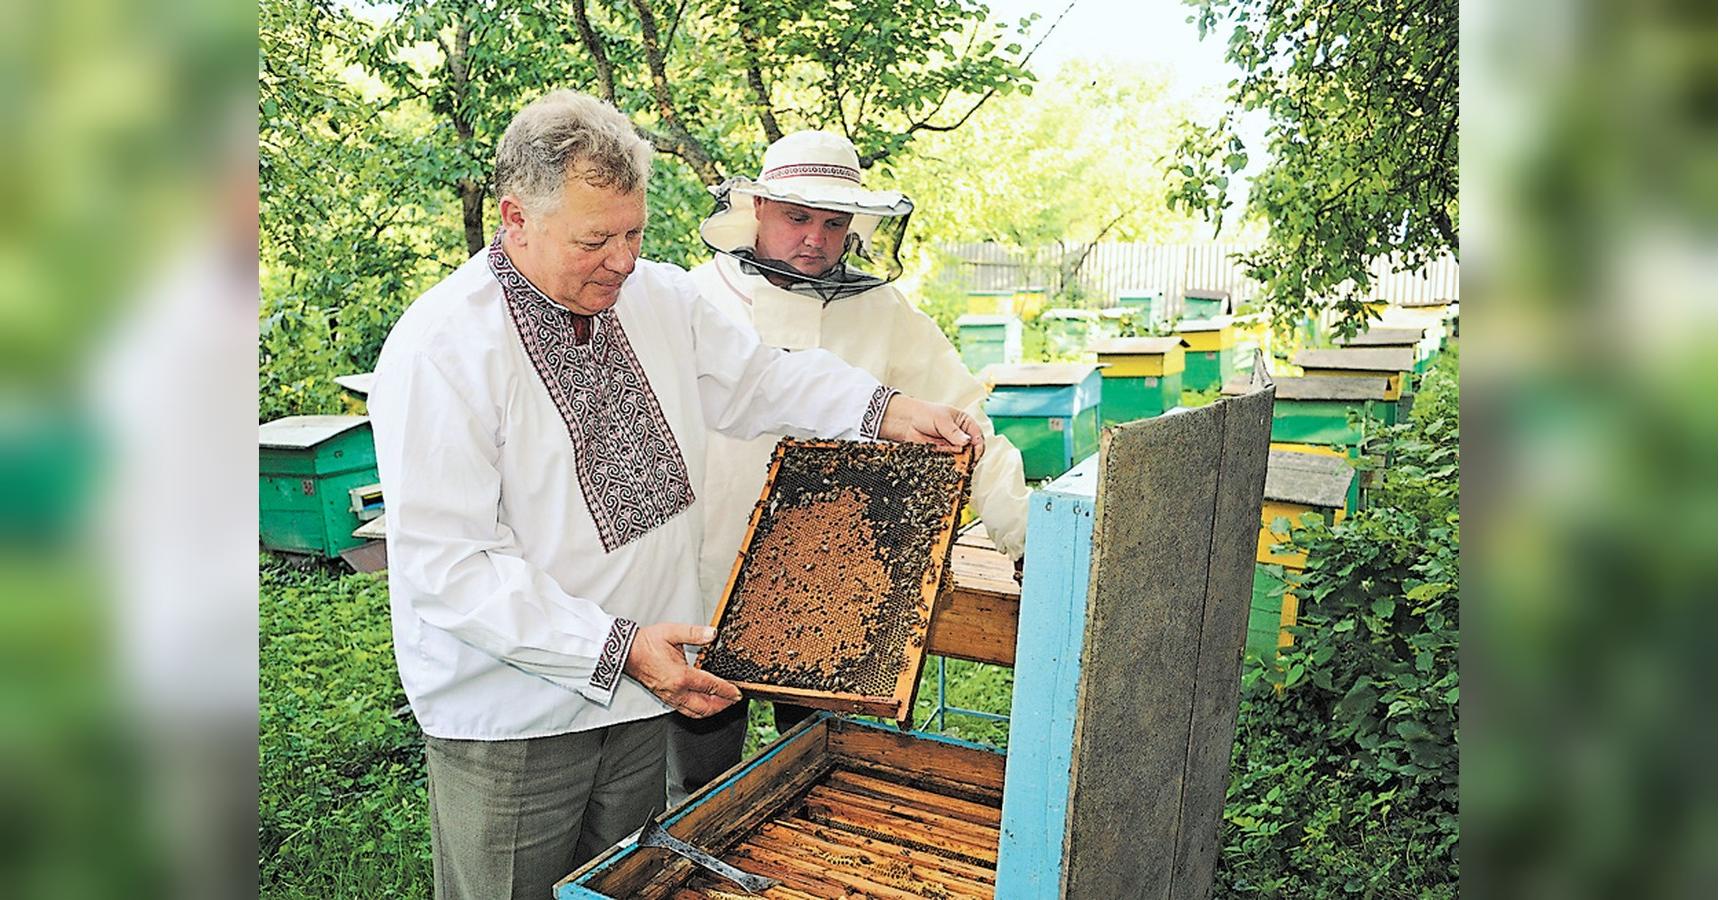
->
<box><xmin>700</xmin><ymin>440</ymin><xmax>974</xmax><ymax>699</ymax></box>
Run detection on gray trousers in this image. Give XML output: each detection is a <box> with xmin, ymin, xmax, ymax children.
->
<box><xmin>424</xmin><ymin>716</ymin><xmax>667</xmax><ymax>900</ymax></box>
<box><xmin>664</xmin><ymin>701</ymin><xmax>749</xmax><ymax>808</ymax></box>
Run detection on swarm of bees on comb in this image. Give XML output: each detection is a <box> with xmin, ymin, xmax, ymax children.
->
<box><xmin>698</xmin><ymin>439</ymin><xmax>974</xmax><ymax>713</ymax></box>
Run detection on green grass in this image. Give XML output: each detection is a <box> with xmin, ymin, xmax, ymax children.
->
<box><xmin>259</xmin><ymin>561</ymin><xmax>1016</xmax><ymax>898</ymax></box>
<box><xmin>259</xmin><ymin>558</ymin><xmax>431</xmax><ymax>899</ymax></box>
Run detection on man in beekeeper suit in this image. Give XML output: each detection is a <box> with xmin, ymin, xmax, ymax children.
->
<box><xmin>668</xmin><ymin>130</ymin><xmax>1031</xmax><ymax>805</ymax></box>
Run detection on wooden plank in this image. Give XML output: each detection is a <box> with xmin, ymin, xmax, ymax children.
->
<box><xmin>725</xmin><ymin>844</ymin><xmax>928</xmax><ymax>900</ymax></box>
<box><xmin>994</xmin><ymin>461</ymin><xmax>1098</xmax><ymax>896</ymax></box>
<box><xmin>769</xmin><ymin>818</ymin><xmax>997</xmax><ymax>885</ymax></box>
<box><xmin>925</xmin><ymin>544</ymin><xmax>1019</xmax><ymax>667</ymax></box>
<box><xmin>802</xmin><ymin>785</ymin><xmax>1001</xmax><ymax>849</ymax></box>
<box><xmin>797</xmin><ymin>794</ymin><xmax>998</xmax><ymax>867</ymax></box>
<box><xmin>826</xmin><ymin>721</ymin><xmax>1007</xmax><ymax>795</ymax></box>
<box><xmin>838</xmin><ymin>759</ymin><xmax>1004</xmax><ymax>807</ymax></box>
<box><xmin>822</xmin><ymin>769</ymin><xmax>1002</xmax><ymax>828</ymax></box>
<box><xmin>748</xmin><ymin>825</ymin><xmax>995</xmax><ymax>898</ymax></box>
<box><xmin>1168</xmin><ymin>378</ymin><xmax>1274</xmax><ymax>900</ymax></box>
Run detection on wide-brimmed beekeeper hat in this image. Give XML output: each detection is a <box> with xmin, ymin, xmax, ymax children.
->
<box><xmin>699</xmin><ymin>131</ymin><xmax>914</xmax><ymax>300</ymax></box>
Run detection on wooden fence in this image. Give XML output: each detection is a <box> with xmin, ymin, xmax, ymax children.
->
<box><xmin>929</xmin><ymin>241</ymin><xmax>1460</xmax><ymax>316</ymax></box>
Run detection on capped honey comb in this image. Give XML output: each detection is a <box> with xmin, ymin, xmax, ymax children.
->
<box><xmin>696</xmin><ymin>439</ymin><xmax>975</xmax><ymax>723</ymax></box>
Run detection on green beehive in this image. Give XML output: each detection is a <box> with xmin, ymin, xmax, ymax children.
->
<box><xmin>259</xmin><ymin>415</ymin><xmax>379</xmax><ymax>558</ymax></box>
<box><xmin>1090</xmin><ymin>336</ymin><xmax>1188</xmax><ymax>426</ymax></box>
<box><xmin>1337</xmin><ymin>325</ymin><xmax>1437</xmax><ymax>375</ymax></box>
<box><xmin>1116</xmin><ymin>289</ymin><xmax>1163</xmax><ymax>325</ymax></box>
<box><xmin>981</xmin><ymin>363</ymin><xmax>1103</xmax><ymax>480</ymax></box>
<box><xmin>1040</xmin><ymin>308</ymin><xmax>1098</xmax><ymax>356</ymax></box>
<box><xmin>1182</xmin><ymin>287</ymin><xmax>1232</xmax><ymax>319</ymax></box>
<box><xmin>1293</xmin><ymin>346</ymin><xmax>1417</xmax><ymax>425</ymax></box>
<box><xmin>1249</xmin><ymin>564</ymin><xmax>1291</xmax><ymax>660</ymax></box>
<box><xmin>1093</xmin><ymin>308</ymin><xmax>1132</xmax><ymax>341</ymax></box>
<box><xmin>1175</xmin><ymin>318</ymin><xmax>1238</xmax><ymax>392</ymax></box>
<box><xmin>1223</xmin><ymin>375</ymin><xmax>1390</xmax><ymax>476</ymax></box>
<box><xmin>955</xmin><ymin>313</ymin><xmax>1022</xmax><ymax>371</ymax></box>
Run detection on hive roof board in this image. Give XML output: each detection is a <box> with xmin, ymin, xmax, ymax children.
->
<box><xmin>1184</xmin><ymin>287</ymin><xmax>1232</xmax><ymax>300</ymax></box>
<box><xmin>1175</xmin><ymin>317</ymin><xmax>1233</xmax><ymax>332</ymax></box>
<box><xmin>1042</xmin><ymin>308</ymin><xmax>1100</xmax><ymax>321</ymax></box>
<box><xmin>1089</xmin><ymin>336</ymin><xmax>1189</xmax><ymax>356</ymax></box>
<box><xmin>333</xmin><ymin>372</ymin><xmax>376</xmax><ymax>396</ymax></box>
<box><xmin>1222</xmin><ymin>375</ymin><xmax>1390</xmax><ymax>401</ymax></box>
<box><xmin>981</xmin><ymin>362</ymin><xmax>1102</xmax><ymax>386</ymax></box>
<box><xmin>1293</xmin><ymin>347</ymin><xmax>1416</xmax><ymax>373</ymax></box>
<box><xmin>955</xmin><ymin>313</ymin><xmax>1018</xmax><ymax>326</ymax></box>
<box><xmin>1400</xmin><ymin>296</ymin><xmax>1455</xmax><ymax>308</ymax></box>
<box><xmin>1263</xmin><ymin>450</ymin><xmax>1355</xmax><ymax>509</ymax></box>
<box><xmin>696</xmin><ymin>439</ymin><xmax>975</xmax><ymax>723</ymax></box>
<box><xmin>258</xmin><ymin>415</ymin><xmax>370</xmax><ymax>450</ymax></box>
<box><xmin>1337</xmin><ymin>326</ymin><xmax>1427</xmax><ymax>347</ymax></box>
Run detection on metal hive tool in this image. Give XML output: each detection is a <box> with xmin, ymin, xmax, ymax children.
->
<box><xmin>696</xmin><ymin>439</ymin><xmax>975</xmax><ymax>724</ymax></box>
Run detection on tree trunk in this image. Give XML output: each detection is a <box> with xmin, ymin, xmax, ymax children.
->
<box><xmin>461</xmin><ymin>179</ymin><xmax>485</xmax><ymax>256</ymax></box>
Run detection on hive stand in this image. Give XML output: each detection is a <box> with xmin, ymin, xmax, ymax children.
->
<box><xmin>557</xmin><ymin>359</ymin><xmax>1275</xmax><ymax>900</ymax></box>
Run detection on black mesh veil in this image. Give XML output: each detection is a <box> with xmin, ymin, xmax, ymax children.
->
<box><xmin>699</xmin><ymin>180</ymin><xmax>914</xmax><ymax>303</ymax></box>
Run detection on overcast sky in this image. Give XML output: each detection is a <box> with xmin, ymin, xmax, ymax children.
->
<box><xmin>983</xmin><ymin>0</ymin><xmax>1238</xmax><ymax>112</ymax></box>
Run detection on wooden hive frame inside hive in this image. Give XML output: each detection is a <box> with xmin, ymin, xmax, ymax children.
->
<box><xmin>696</xmin><ymin>439</ymin><xmax>975</xmax><ymax>724</ymax></box>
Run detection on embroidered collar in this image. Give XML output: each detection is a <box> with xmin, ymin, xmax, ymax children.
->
<box><xmin>486</xmin><ymin>230</ymin><xmax>597</xmax><ymax>345</ymax></box>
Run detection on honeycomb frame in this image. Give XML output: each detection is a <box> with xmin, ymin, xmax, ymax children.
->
<box><xmin>696</xmin><ymin>439</ymin><xmax>975</xmax><ymax>724</ymax></box>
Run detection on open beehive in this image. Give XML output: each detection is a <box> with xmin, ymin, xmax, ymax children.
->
<box><xmin>696</xmin><ymin>439</ymin><xmax>975</xmax><ymax>723</ymax></box>
<box><xmin>563</xmin><ymin>358</ymin><xmax>1278</xmax><ymax>900</ymax></box>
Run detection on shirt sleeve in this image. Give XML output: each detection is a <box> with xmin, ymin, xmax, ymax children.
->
<box><xmin>369</xmin><ymin>345</ymin><xmax>637</xmax><ymax>707</ymax></box>
<box><xmin>886</xmin><ymin>302</ymin><xmax>1030</xmax><ymax>561</ymax></box>
<box><xmin>683</xmin><ymin>273</ymin><xmax>891</xmax><ymax>441</ymax></box>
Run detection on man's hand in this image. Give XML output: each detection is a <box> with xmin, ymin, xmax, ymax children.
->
<box><xmin>623</xmin><ymin>623</ymin><xmax>742</xmax><ymax>718</ymax></box>
<box><xmin>878</xmin><ymin>395</ymin><xmax>986</xmax><ymax>461</ymax></box>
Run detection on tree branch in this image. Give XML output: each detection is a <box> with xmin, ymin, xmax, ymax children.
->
<box><xmin>625</xmin><ymin>0</ymin><xmax>721</xmax><ymax>183</ymax></box>
<box><xmin>569</xmin><ymin>0</ymin><xmax>617</xmax><ymax>104</ymax></box>
<box><xmin>862</xmin><ymin>0</ymin><xmax>1077</xmax><ymax>168</ymax></box>
<box><xmin>735</xmin><ymin>0</ymin><xmax>782</xmax><ymax>143</ymax></box>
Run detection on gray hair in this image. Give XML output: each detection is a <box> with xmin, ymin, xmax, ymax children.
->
<box><xmin>493</xmin><ymin>90</ymin><xmax>653</xmax><ymax>214</ymax></box>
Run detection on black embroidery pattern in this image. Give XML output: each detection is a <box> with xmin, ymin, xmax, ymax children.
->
<box><xmin>589</xmin><ymin>617</ymin><xmax>637</xmax><ymax>695</ymax></box>
<box><xmin>490</xmin><ymin>234</ymin><xmax>695</xmax><ymax>552</ymax></box>
<box><xmin>861</xmin><ymin>386</ymin><xmax>898</xmax><ymax>440</ymax></box>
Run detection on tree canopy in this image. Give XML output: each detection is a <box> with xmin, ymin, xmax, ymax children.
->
<box><xmin>1169</xmin><ymin>0</ymin><xmax>1458</xmax><ymax>335</ymax></box>
<box><xmin>259</xmin><ymin>0</ymin><xmax>1042</xmax><ymax>419</ymax></box>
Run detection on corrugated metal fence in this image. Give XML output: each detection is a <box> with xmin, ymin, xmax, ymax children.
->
<box><xmin>931</xmin><ymin>241</ymin><xmax>1460</xmax><ymax>314</ymax></box>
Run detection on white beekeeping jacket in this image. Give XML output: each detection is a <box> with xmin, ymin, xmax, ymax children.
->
<box><xmin>690</xmin><ymin>253</ymin><xmax>1030</xmax><ymax>617</ymax></box>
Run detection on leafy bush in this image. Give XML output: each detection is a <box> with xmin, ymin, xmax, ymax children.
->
<box><xmin>1218</xmin><ymin>351</ymin><xmax>1459</xmax><ymax>897</ymax></box>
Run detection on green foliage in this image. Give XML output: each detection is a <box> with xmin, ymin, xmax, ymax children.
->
<box><xmin>891</xmin><ymin>59</ymin><xmax>1205</xmax><ymax>264</ymax></box>
<box><xmin>1219</xmin><ymin>351</ymin><xmax>1459</xmax><ymax>897</ymax></box>
<box><xmin>1169</xmin><ymin>0</ymin><xmax>1458</xmax><ymax>338</ymax></box>
<box><xmin>259</xmin><ymin>558</ymin><xmax>431</xmax><ymax>898</ymax></box>
<box><xmin>259</xmin><ymin>0</ymin><xmax>1040</xmax><ymax>420</ymax></box>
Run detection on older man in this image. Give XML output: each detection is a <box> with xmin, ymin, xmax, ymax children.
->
<box><xmin>368</xmin><ymin>92</ymin><xmax>981</xmax><ymax>900</ymax></box>
<box><xmin>666</xmin><ymin>131</ymin><xmax>1030</xmax><ymax>806</ymax></box>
